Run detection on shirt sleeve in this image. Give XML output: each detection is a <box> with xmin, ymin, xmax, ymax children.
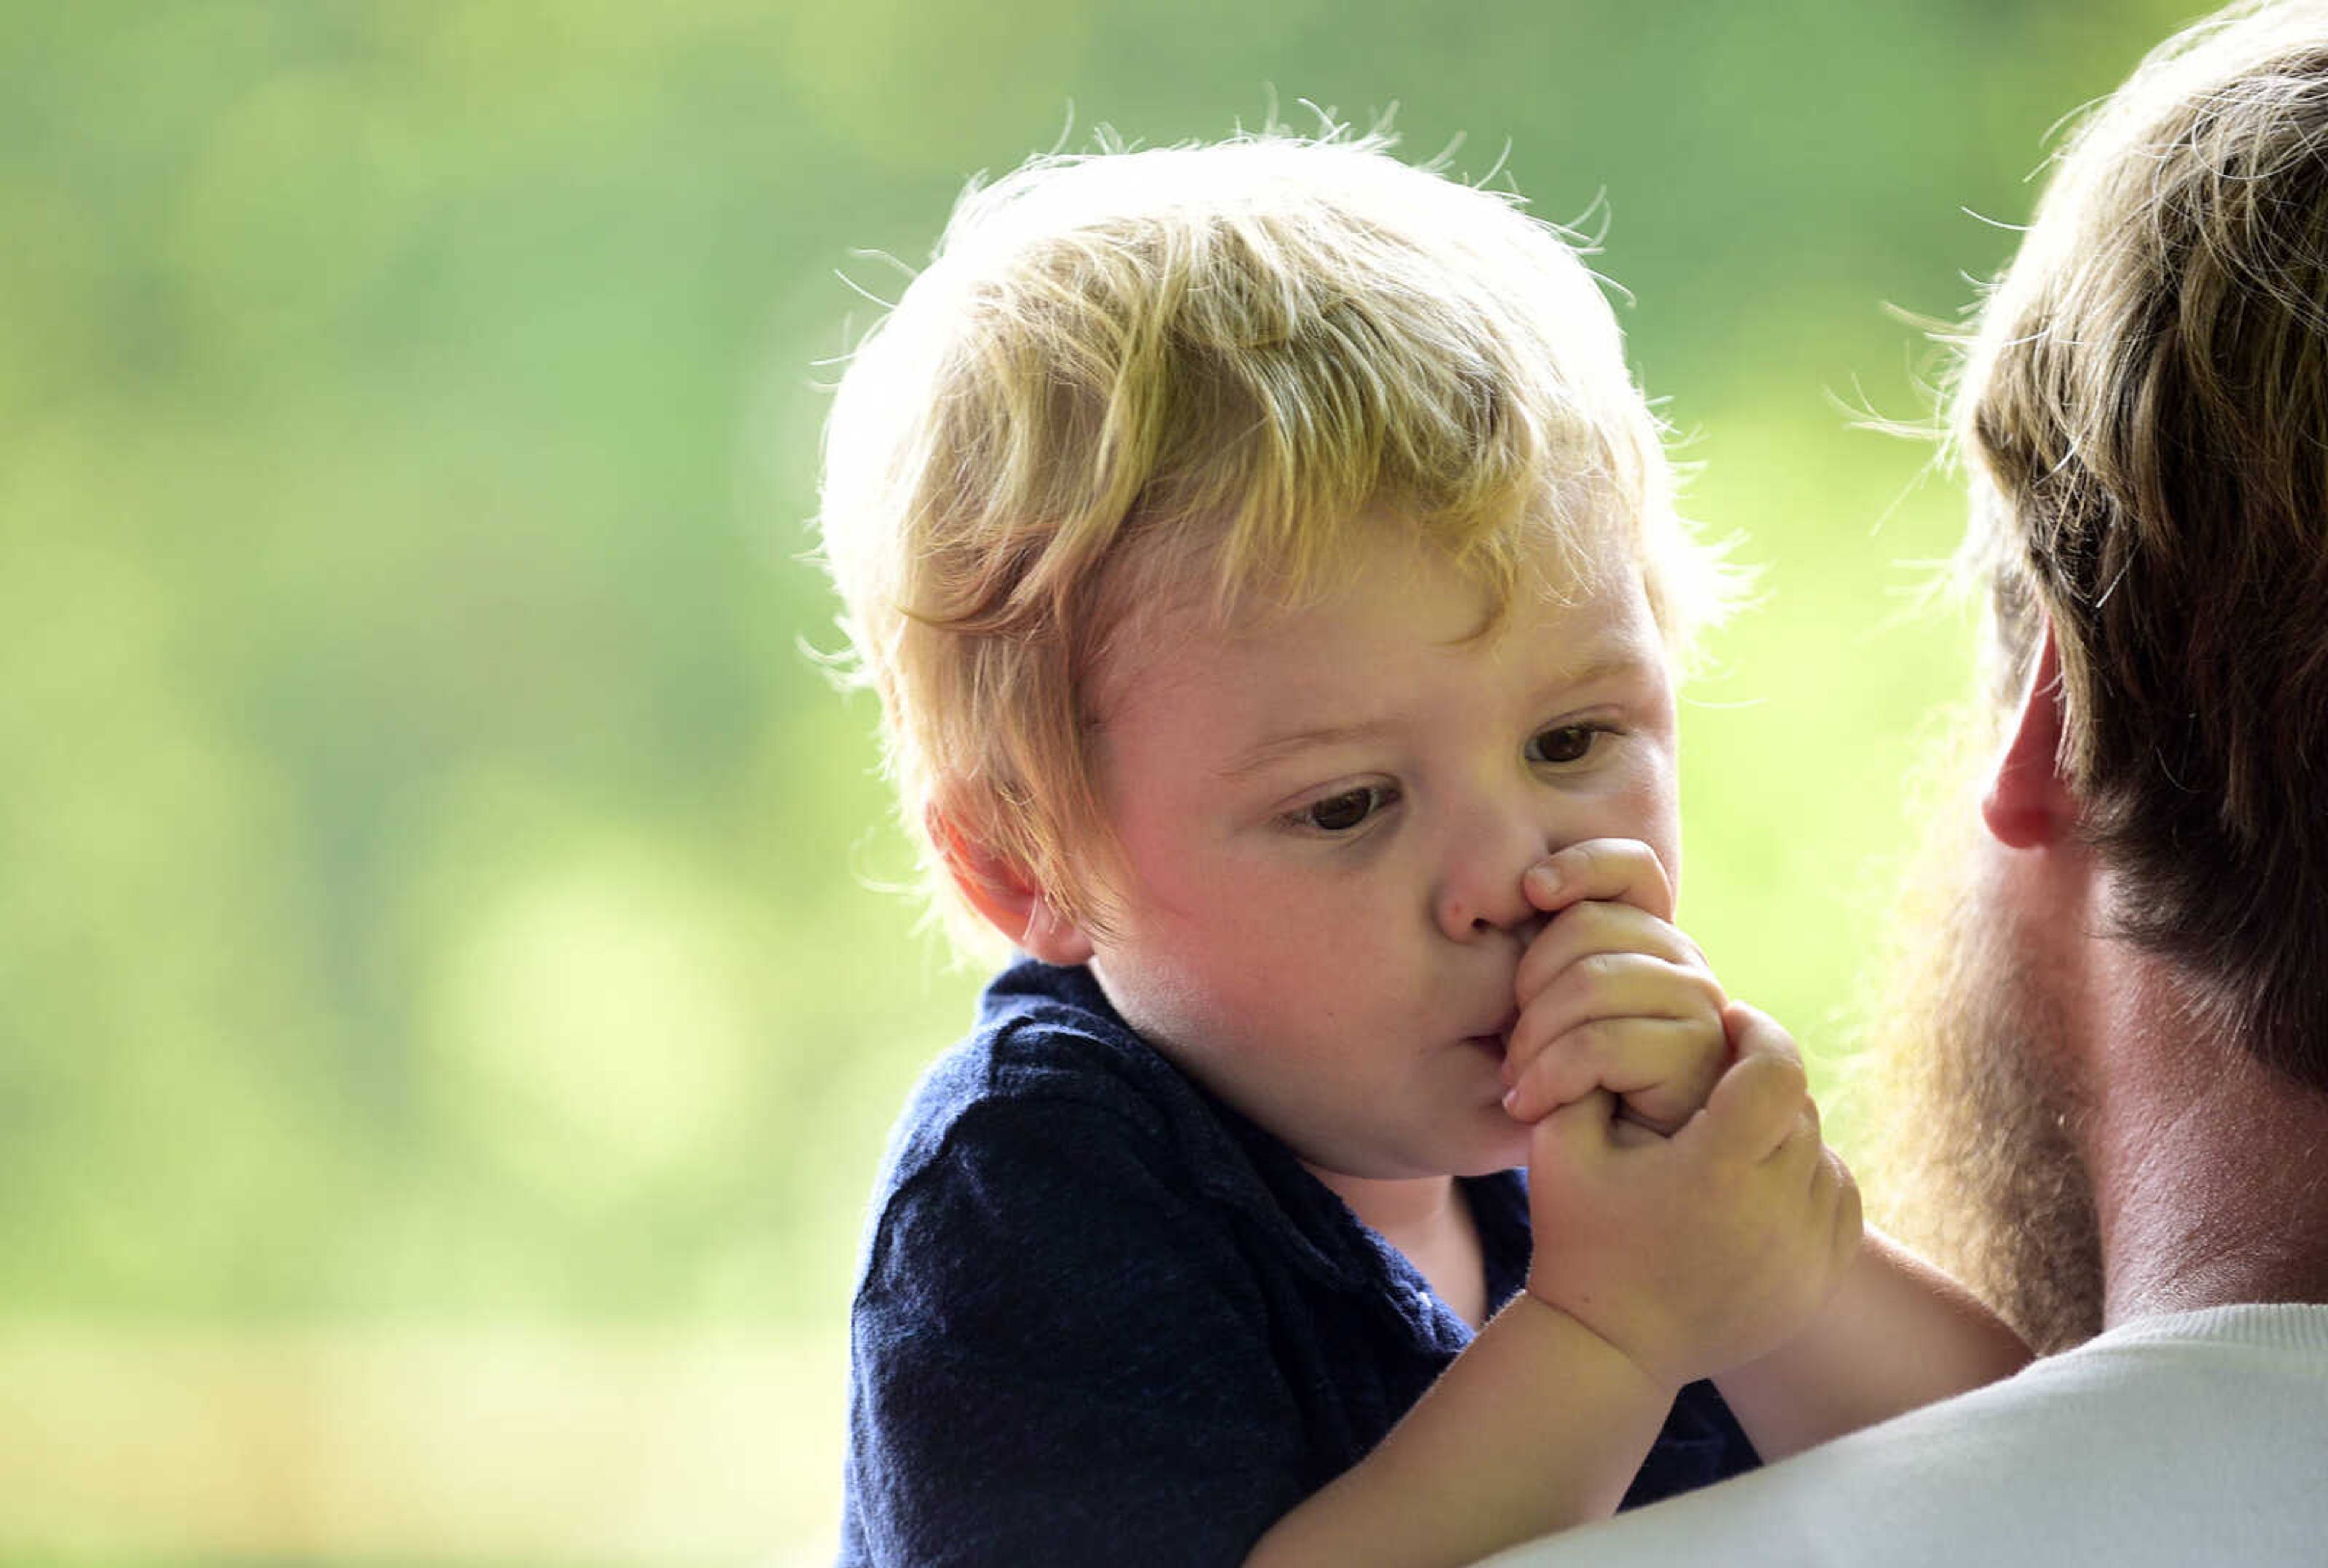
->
<box><xmin>841</xmin><ymin>1093</ymin><xmax>1311</xmax><ymax>1568</ymax></box>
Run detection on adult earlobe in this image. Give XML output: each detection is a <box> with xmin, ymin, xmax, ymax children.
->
<box><xmin>1981</xmin><ymin>624</ymin><xmax>2078</xmax><ymax>850</ymax></box>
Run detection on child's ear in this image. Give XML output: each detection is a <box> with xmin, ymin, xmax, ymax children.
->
<box><xmin>927</xmin><ymin>807</ymin><xmax>1096</xmax><ymax>966</ymax></box>
<box><xmin>1981</xmin><ymin>620</ymin><xmax>2080</xmax><ymax>851</ymax></box>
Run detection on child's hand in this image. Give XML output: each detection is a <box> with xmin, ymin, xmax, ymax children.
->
<box><xmin>1501</xmin><ymin>838</ymin><xmax>1728</xmax><ymax>1133</ymax></box>
<box><xmin>1523</xmin><ymin>1001</ymin><xmax>1863</xmax><ymax>1393</ymax></box>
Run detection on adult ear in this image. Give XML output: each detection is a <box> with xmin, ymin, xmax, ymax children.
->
<box><xmin>926</xmin><ymin>806</ymin><xmax>1096</xmax><ymax>966</ymax></box>
<box><xmin>1981</xmin><ymin>621</ymin><xmax>2079</xmax><ymax>850</ymax></box>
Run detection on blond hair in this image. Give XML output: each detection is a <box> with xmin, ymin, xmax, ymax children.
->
<box><xmin>817</xmin><ymin>127</ymin><xmax>1734</xmax><ymax>950</ymax></box>
<box><xmin>1955</xmin><ymin>0</ymin><xmax>2328</xmax><ymax>1089</ymax></box>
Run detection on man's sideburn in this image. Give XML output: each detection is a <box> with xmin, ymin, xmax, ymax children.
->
<box><xmin>1852</xmin><ymin>713</ymin><xmax>2106</xmax><ymax>1355</ymax></box>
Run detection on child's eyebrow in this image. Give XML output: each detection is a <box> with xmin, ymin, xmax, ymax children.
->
<box><xmin>1531</xmin><ymin>650</ymin><xmax>1661</xmax><ymax>698</ymax></box>
<box><xmin>1215</xmin><ymin>719</ymin><xmax>1400</xmax><ymax>782</ymax></box>
<box><xmin>1212</xmin><ymin>649</ymin><xmax>1657</xmax><ymax>782</ymax></box>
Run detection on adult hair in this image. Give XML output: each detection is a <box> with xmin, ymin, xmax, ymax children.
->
<box><xmin>817</xmin><ymin>126</ymin><xmax>1734</xmax><ymax>949</ymax></box>
<box><xmin>1955</xmin><ymin>0</ymin><xmax>2328</xmax><ymax>1089</ymax></box>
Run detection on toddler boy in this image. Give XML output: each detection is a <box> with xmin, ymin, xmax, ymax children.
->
<box><xmin>818</xmin><ymin>129</ymin><xmax>2025</xmax><ymax>1567</ymax></box>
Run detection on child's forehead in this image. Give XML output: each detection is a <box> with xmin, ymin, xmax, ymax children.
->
<box><xmin>1088</xmin><ymin>525</ymin><xmax>1663</xmax><ymax>717</ymax></box>
<box><xmin>1196</xmin><ymin>521</ymin><xmax>1647</xmax><ymax>642</ymax></box>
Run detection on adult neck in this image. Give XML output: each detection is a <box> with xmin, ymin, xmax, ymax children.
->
<box><xmin>2079</xmin><ymin>937</ymin><xmax>2328</xmax><ymax>1324</ymax></box>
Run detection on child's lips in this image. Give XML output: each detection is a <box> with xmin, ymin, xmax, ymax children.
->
<box><xmin>1462</xmin><ymin>1012</ymin><xmax>1519</xmax><ymax>1058</ymax></box>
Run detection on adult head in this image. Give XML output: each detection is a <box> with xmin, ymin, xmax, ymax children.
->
<box><xmin>1959</xmin><ymin>0</ymin><xmax>2328</xmax><ymax>1092</ymax></box>
<box><xmin>1879</xmin><ymin>0</ymin><xmax>2328</xmax><ymax>1354</ymax></box>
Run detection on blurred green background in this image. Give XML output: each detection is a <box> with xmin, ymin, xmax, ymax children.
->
<box><xmin>1</xmin><ymin>1</ymin><xmax>2196</xmax><ymax>1561</ymax></box>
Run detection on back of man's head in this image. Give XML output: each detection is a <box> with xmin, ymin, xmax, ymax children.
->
<box><xmin>1956</xmin><ymin>0</ymin><xmax>2328</xmax><ymax>1092</ymax></box>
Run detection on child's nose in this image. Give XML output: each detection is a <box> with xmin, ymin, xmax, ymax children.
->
<box><xmin>1434</xmin><ymin>822</ymin><xmax>1548</xmax><ymax>940</ymax></box>
<box><xmin>1436</xmin><ymin>881</ymin><xmax>1536</xmax><ymax>940</ymax></box>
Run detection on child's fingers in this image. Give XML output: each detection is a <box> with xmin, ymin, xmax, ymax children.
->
<box><xmin>1762</xmin><ymin>1089</ymin><xmax>1828</xmax><ymax>1186</ymax></box>
<box><xmin>1508</xmin><ymin>946</ymin><xmax>1723</xmax><ymax>1061</ymax></box>
<box><xmin>1681</xmin><ymin>1002</ymin><xmax>1812</xmax><ymax>1165</ymax></box>
<box><xmin>1784</xmin><ymin>1135</ymin><xmax>1864</xmax><ymax>1296</ymax></box>
<box><xmin>1514</xmin><ymin>900</ymin><xmax>1712</xmax><ymax>1012</ymax></box>
<box><xmin>1735</xmin><ymin>1048</ymin><xmax>1860</xmax><ymax>1289</ymax></box>
<box><xmin>1502</xmin><ymin>941</ymin><xmax>1725</xmax><ymax>1118</ymax></box>
<box><xmin>1521</xmin><ymin>838</ymin><xmax>1677</xmax><ymax>921</ymax></box>
<box><xmin>1502</xmin><ymin>1015</ymin><xmax>1725</xmax><ymax>1127</ymax></box>
<box><xmin>1505</xmin><ymin>904</ymin><xmax>1728</xmax><ymax>1130</ymax></box>
<box><xmin>1720</xmin><ymin>998</ymin><xmax>1807</xmax><ymax>1084</ymax></box>
<box><xmin>1524</xmin><ymin>1086</ymin><xmax>1623</xmax><ymax>1183</ymax></box>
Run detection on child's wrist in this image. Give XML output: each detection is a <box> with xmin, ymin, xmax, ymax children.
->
<box><xmin>1512</xmin><ymin>1285</ymin><xmax>1682</xmax><ymax>1399</ymax></box>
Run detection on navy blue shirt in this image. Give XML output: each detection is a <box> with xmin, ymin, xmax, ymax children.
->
<box><xmin>840</xmin><ymin>959</ymin><xmax>1759</xmax><ymax>1566</ymax></box>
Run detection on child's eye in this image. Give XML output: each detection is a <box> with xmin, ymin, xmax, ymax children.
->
<box><xmin>1527</xmin><ymin>723</ymin><xmax>1610</xmax><ymax>765</ymax></box>
<box><xmin>1286</xmin><ymin>784</ymin><xmax>1399</xmax><ymax>833</ymax></box>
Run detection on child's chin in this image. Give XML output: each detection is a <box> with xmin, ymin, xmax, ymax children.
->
<box><xmin>1450</xmin><ymin>1122</ymin><xmax>1531</xmax><ymax>1177</ymax></box>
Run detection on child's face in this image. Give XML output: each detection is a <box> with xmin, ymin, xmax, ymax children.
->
<box><xmin>1079</xmin><ymin>525</ymin><xmax>1682</xmax><ymax>1186</ymax></box>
